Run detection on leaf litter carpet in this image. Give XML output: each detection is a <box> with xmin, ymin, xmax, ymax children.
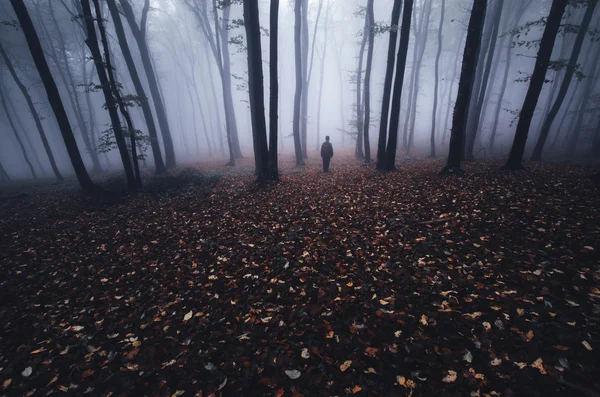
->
<box><xmin>1</xmin><ymin>158</ymin><xmax>599</xmax><ymax>397</ymax></box>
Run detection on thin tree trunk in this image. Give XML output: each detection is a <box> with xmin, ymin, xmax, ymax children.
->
<box><xmin>5</xmin><ymin>94</ymin><xmax>44</xmax><ymax>173</ymax></box>
<box><xmin>362</xmin><ymin>0</ymin><xmax>375</xmax><ymax>164</ymax></box>
<box><xmin>82</xmin><ymin>0</ymin><xmax>135</xmax><ymax>187</ymax></box>
<box><xmin>332</xmin><ymin>33</ymin><xmax>346</xmax><ymax>146</ymax></box>
<box><xmin>531</xmin><ymin>0</ymin><xmax>598</xmax><ymax>161</ymax></box>
<box><xmin>0</xmin><ymin>42</ymin><xmax>63</xmax><ymax>181</ymax></box>
<box><xmin>293</xmin><ymin>0</ymin><xmax>305</xmax><ymax>165</ymax></box>
<box><xmin>376</xmin><ymin>0</ymin><xmax>403</xmax><ymax>170</ymax></box>
<box><xmin>551</xmin><ymin>81</ymin><xmax>580</xmax><ymax>148</ymax></box>
<box><xmin>120</xmin><ymin>0</ymin><xmax>176</xmax><ymax>168</ymax></box>
<box><xmin>316</xmin><ymin>2</ymin><xmax>329</xmax><ymax>151</ymax></box>
<box><xmin>355</xmin><ymin>6</ymin><xmax>368</xmax><ymax>159</ymax></box>
<box><xmin>384</xmin><ymin>0</ymin><xmax>414</xmax><ymax>171</ymax></box>
<box><xmin>0</xmin><ymin>82</ymin><xmax>37</xmax><ymax>178</ymax></box>
<box><xmin>105</xmin><ymin>0</ymin><xmax>165</xmax><ymax>174</ymax></box>
<box><xmin>505</xmin><ymin>0</ymin><xmax>568</xmax><ymax>170</ymax></box>
<box><xmin>441</xmin><ymin>0</ymin><xmax>487</xmax><ymax>174</ymax></box>
<box><xmin>0</xmin><ymin>160</ymin><xmax>9</xmax><ymax>181</ymax></box>
<box><xmin>10</xmin><ymin>0</ymin><xmax>100</xmax><ymax>191</ymax></box>
<box><xmin>402</xmin><ymin>5</ymin><xmax>421</xmax><ymax>149</ymax></box>
<box><xmin>430</xmin><ymin>0</ymin><xmax>446</xmax><ymax>157</ymax></box>
<box><xmin>442</xmin><ymin>29</ymin><xmax>466</xmax><ymax>145</ymax></box>
<box><xmin>300</xmin><ymin>0</ymin><xmax>309</xmax><ymax>158</ymax></box>
<box><xmin>269</xmin><ymin>0</ymin><xmax>280</xmax><ymax>179</ymax></box>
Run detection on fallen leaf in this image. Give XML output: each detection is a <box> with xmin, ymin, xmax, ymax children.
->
<box><xmin>340</xmin><ymin>360</ymin><xmax>352</xmax><ymax>372</ymax></box>
<box><xmin>183</xmin><ymin>311</ymin><xmax>193</xmax><ymax>322</ymax></box>
<box><xmin>463</xmin><ymin>350</ymin><xmax>473</xmax><ymax>363</ymax></box>
<box><xmin>285</xmin><ymin>370</ymin><xmax>301</xmax><ymax>379</ymax></box>
<box><xmin>442</xmin><ymin>370</ymin><xmax>457</xmax><ymax>383</ymax></box>
<box><xmin>22</xmin><ymin>367</ymin><xmax>32</xmax><ymax>377</ymax></box>
<box><xmin>531</xmin><ymin>358</ymin><xmax>546</xmax><ymax>374</ymax></box>
<box><xmin>2</xmin><ymin>379</ymin><xmax>11</xmax><ymax>389</ymax></box>
<box><xmin>364</xmin><ymin>368</ymin><xmax>377</xmax><ymax>374</ymax></box>
<box><xmin>420</xmin><ymin>314</ymin><xmax>428</xmax><ymax>326</ymax></box>
<box><xmin>301</xmin><ymin>348</ymin><xmax>310</xmax><ymax>359</ymax></box>
<box><xmin>351</xmin><ymin>385</ymin><xmax>362</xmax><ymax>394</ymax></box>
<box><xmin>491</xmin><ymin>358</ymin><xmax>502</xmax><ymax>366</ymax></box>
<box><xmin>582</xmin><ymin>341</ymin><xmax>593</xmax><ymax>351</ymax></box>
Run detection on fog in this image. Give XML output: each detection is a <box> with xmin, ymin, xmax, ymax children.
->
<box><xmin>1</xmin><ymin>0</ymin><xmax>599</xmax><ymax>182</ymax></box>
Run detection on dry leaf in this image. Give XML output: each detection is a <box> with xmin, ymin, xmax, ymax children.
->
<box><xmin>420</xmin><ymin>314</ymin><xmax>428</xmax><ymax>326</ymax></box>
<box><xmin>491</xmin><ymin>358</ymin><xmax>502</xmax><ymax>366</ymax></box>
<box><xmin>531</xmin><ymin>358</ymin><xmax>546</xmax><ymax>374</ymax></box>
<box><xmin>183</xmin><ymin>311</ymin><xmax>193</xmax><ymax>322</ymax></box>
<box><xmin>442</xmin><ymin>370</ymin><xmax>457</xmax><ymax>383</ymax></box>
<box><xmin>340</xmin><ymin>360</ymin><xmax>352</xmax><ymax>372</ymax></box>
<box><xmin>301</xmin><ymin>348</ymin><xmax>310</xmax><ymax>359</ymax></box>
<box><xmin>582</xmin><ymin>341</ymin><xmax>593</xmax><ymax>351</ymax></box>
<box><xmin>351</xmin><ymin>385</ymin><xmax>362</xmax><ymax>394</ymax></box>
<box><xmin>22</xmin><ymin>367</ymin><xmax>32</xmax><ymax>377</ymax></box>
<box><xmin>463</xmin><ymin>350</ymin><xmax>473</xmax><ymax>363</ymax></box>
<box><xmin>285</xmin><ymin>370</ymin><xmax>301</xmax><ymax>379</ymax></box>
<box><xmin>2</xmin><ymin>379</ymin><xmax>11</xmax><ymax>389</ymax></box>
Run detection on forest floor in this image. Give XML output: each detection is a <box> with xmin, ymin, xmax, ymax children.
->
<box><xmin>1</xmin><ymin>155</ymin><xmax>599</xmax><ymax>397</ymax></box>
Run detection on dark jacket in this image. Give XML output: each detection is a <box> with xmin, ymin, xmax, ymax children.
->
<box><xmin>321</xmin><ymin>141</ymin><xmax>334</xmax><ymax>158</ymax></box>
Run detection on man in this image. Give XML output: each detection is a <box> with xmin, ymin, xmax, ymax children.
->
<box><xmin>320</xmin><ymin>136</ymin><xmax>334</xmax><ymax>172</ymax></box>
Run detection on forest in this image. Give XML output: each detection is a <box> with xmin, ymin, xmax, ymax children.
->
<box><xmin>1</xmin><ymin>0</ymin><xmax>600</xmax><ymax>395</ymax></box>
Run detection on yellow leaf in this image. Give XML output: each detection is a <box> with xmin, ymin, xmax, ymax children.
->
<box><xmin>531</xmin><ymin>358</ymin><xmax>546</xmax><ymax>375</ymax></box>
<box><xmin>2</xmin><ymin>379</ymin><xmax>11</xmax><ymax>389</ymax></box>
<box><xmin>183</xmin><ymin>311</ymin><xmax>193</xmax><ymax>322</ymax></box>
<box><xmin>351</xmin><ymin>385</ymin><xmax>362</xmax><ymax>394</ymax></box>
<box><xmin>582</xmin><ymin>341</ymin><xmax>593</xmax><ymax>351</ymax></box>
<box><xmin>420</xmin><ymin>314</ymin><xmax>428</xmax><ymax>326</ymax></box>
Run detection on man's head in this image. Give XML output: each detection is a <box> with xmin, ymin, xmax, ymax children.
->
<box><xmin>325</xmin><ymin>136</ymin><xmax>330</xmax><ymax>142</ymax></box>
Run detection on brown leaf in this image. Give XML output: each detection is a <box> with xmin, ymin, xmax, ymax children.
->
<box><xmin>340</xmin><ymin>360</ymin><xmax>352</xmax><ymax>372</ymax></box>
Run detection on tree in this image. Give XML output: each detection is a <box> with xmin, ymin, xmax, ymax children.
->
<box><xmin>376</xmin><ymin>0</ymin><xmax>403</xmax><ymax>170</ymax></box>
<box><xmin>105</xmin><ymin>0</ymin><xmax>167</xmax><ymax>174</ymax></box>
<box><xmin>91</xmin><ymin>0</ymin><xmax>141</xmax><ymax>187</ymax></box>
<box><xmin>119</xmin><ymin>0</ymin><xmax>177</xmax><ymax>168</ymax></box>
<box><xmin>531</xmin><ymin>0</ymin><xmax>598</xmax><ymax>161</ymax></box>
<box><xmin>430</xmin><ymin>0</ymin><xmax>446</xmax><ymax>157</ymax></box>
<box><xmin>383</xmin><ymin>0</ymin><xmax>414</xmax><ymax>171</ymax></box>
<box><xmin>269</xmin><ymin>0</ymin><xmax>280</xmax><ymax>180</ymax></box>
<box><xmin>354</xmin><ymin>5</ymin><xmax>368</xmax><ymax>159</ymax></box>
<box><xmin>505</xmin><ymin>0</ymin><xmax>569</xmax><ymax>170</ymax></box>
<box><xmin>464</xmin><ymin>0</ymin><xmax>504</xmax><ymax>161</ymax></box>
<box><xmin>315</xmin><ymin>3</ymin><xmax>330</xmax><ymax>151</ymax></box>
<box><xmin>81</xmin><ymin>0</ymin><xmax>136</xmax><ymax>188</ymax></box>
<box><xmin>0</xmin><ymin>159</ymin><xmax>9</xmax><ymax>181</ymax></box>
<box><xmin>440</xmin><ymin>0</ymin><xmax>487</xmax><ymax>175</ymax></box>
<box><xmin>242</xmin><ymin>0</ymin><xmax>269</xmax><ymax>180</ymax></box>
<box><xmin>362</xmin><ymin>0</ymin><xmax>375</xmax><ymax>164</ymax></box>
<box><xmin>0</xmin><ymin>42</ymin><xmax>63</xmax><ymax>181</ymax></box>
<box><xmin>9</xmin><ymin>0</ymin><xmax>99</xmax><ymax>192</ymax></box>
<box><xmin>0</xmin><ymin>78</ymin><xmax>37</xmax><ymax>178</ymax></box>
<box><xmin>293</xmin><ymin>0</ymin><xmax>305</xmax><ymax>166</ymax></box>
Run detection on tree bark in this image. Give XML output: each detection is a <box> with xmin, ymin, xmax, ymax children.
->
<box><xmin>355</xmin><ymin>5</ymin><xmax>368</xmax><ymax>159</ymax></box>
<box><xmin>242</xmin><ymin>0</ymin><xmax>269</xmax><ymax>180</ymax></box>
<box><xmin>300</xmin><ymin>0</ymin><xmax>309</xmax><ymax>158</ymax></box>
<box><xmin>106</xmin><ymin>0</ymin><xmax>166</xmax><ymax>174</ymax></box>
<box><xmin>0</xmin><ymin>159</ymin><xmax>9</xmax><ymax>181</ymax></box>
<box><xmin>119</xmin><ymin>0</ymin><xmax>177</xmax><ymax>168</ymax></box>
<box><xmin>82</xmin><ymin>0</ymin><xmax>135</xmax><ymax>187</ymax></box>
<box><xmin>10</xmin><ymin>0</ymin><xmax>100</xmax><ymax>191</ymax></box>
<box><xmin>441</xmin><ymin>0</ymin><xmax>487</xmax><ymax>174</ymax></box>
<box><xmin>430</xmin><ymin>0</ymin><xmax>446</xmax><ymax>157</ymax></box>
<box><xmin>505</xmin><ymin>0</ymin><xmax>568</xmax><ymax>170</ymax></box>
<box><xmin>0</xmin><ymin>43</ymin><xmax>63</xmax><ymax>181</ymax></box>
<box><xmin>531</xmin><ymin>0</ymin><xmax>598</xmax><ymax>161</ymax></box>
<box><xmin>384</xmin><ymin>0</ymin><xmax>414</xmax><ymax>171</ymax></box>
<box><xmin>269</xmin><ymin>0</ymin><xmax>280</xmax><ymax>180</ymax></box>
<box><xmin>293</xmin><ymin>0</ymin><xmax>305</xmax><ymax>165</ymax></box>
<box><xmin>376</xmin><ymin>0</ymin><xmax>402</xmax><ymax>170</ymax></box>
<box><xmin>315</xmin><ymin>4</ymin><xmax>329</xmax><ymax>151</ymax></box>
<box><xmin>442</xmin><ymin>29</ymin><xmax>466</xmax><ymax>145</ymax></box>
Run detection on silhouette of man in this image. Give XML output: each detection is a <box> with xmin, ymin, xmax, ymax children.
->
<box><xmin>320</xmin><ymin>136</ymin><xmax>334</xmax><ymax>172</ymax></box>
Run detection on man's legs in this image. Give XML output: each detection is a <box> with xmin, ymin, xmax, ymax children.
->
<box><xmin>323</xmin><ymin>157</ymin><xmax>330</xmax><ymax>172</ymax></box>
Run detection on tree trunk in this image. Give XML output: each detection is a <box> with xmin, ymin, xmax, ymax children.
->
<box><xmin>46</xmin><ymin>3</ymin><xmax>102</xmax><ymax>172</ymax></box>
<box><xmin>551</xmin><ymin>81</ymin><xmax>581</xmax><ymax>148</ymax></box>
<box><xmin>384</xmin><ymin>0</ymin><xmax>414</xmax><ymax>171</ymax></box>
<box><xmin>376</xmin><ymin>0</ymin><xmax>402</xmax><ymax>170</ymax></box>
<box><xmin>430</xmin><ymin>0</ymin><xmax>446</xmax><ymax>157</ymax></box>
<box><xmin>315</xmin><ymin>5</ymin><xmax>329</xmax><ymax>151</ymax></box>
<box><xmin>505</xmin><ymin>0</ymin><xmax>568</xmax><ymax>170</ymax></box>
<box><xmin>10</xmin><ymin>0</ymin><xmax>100</xmax><ymax>191</ymax></box>
<box><xmin>0</xmin><ymin>160</ymin><xmax>9</xmax><ymax>181</ymax></box>
<box><xmin>407</xmin><ymin>0</ymin><xmax>433</xmax><ymax>152</ymax></box>
<box><xmin>442</xmin><ymin>29</ymin><xmax>466</xmax><ymax>145</ymax></box>
<box><xmin>0</xmin><ymin>43</ymin><xmax>63</xmax><ymax>181</ymax></box>
<box><xmin>106</xmin><ymin>0</ymin><xmax>166</xmax><ymax>174</ymax></box>
<box><xmin>402</xmin><ymin>5</ymin><xmax>422</xmax><ymax>149</ymax></box>
<box><xmin>293</xmin><ymin>0</ymin><xmax>305</xmax><ymax>165</ymax></box>
<box><xmin>242</xmin><ymin>0</ymin><xmax>270</xmax><ymax>180</ymax></box>
<box><xmin>441</xmin><ymin>0</ymin><xmax>487</xmax><ymax>174</ymax></box>
<box><xmin>269</xmin><ymin>0</ymin><xmax>280</xmax><ymax>180</ymax></box>
<box><xmin>5</xmin><ymin>92</ymin><xmax>44</xmax><ymax>173</ymax></box>
<box><xmin>362</xmin><ymin>0</ymin><xmax>375</xmax><ymax>164</ymax></box>
<box><xmin>332</xmin><ymin>34</ymin><xmax>346</xmax><ymax>146</ymax></box>
<box><xmin>120</xmin><ymin>0</ymin><xmax>176</xmax><ymax>168</ymax></box>
<box><xmin>531</xmin><ymin>0</ymin><xmax>598</xmax><ymax>161</ymax></box>
<box><xmin>0</xmin><ymin>81</ymin><xmax>37</xmax><ymax>178</ymax></box>
<box><xmin>82</xmin><ymin>43</ymin><xmax>99</xmax><ymax>159</ymax></box>
<box><xmin>464</xmin><ymin>0</ymin><xmax>503</xmax><ymax>160</ymax></box>
<box><xmin>355</xmin><ymin>5</ymin><xmax>368</xmax><ymax>159</ymax></box>
<box><xmin>82</xmin><ymin>0</ymin><xmax>135</xmax><ymax>187</ymax></box>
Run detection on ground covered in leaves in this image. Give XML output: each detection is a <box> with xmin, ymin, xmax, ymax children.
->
<box><xmin>1</xmin><ymin>156</ymin><xmax>599</xmax><ymax>397</ymax></box>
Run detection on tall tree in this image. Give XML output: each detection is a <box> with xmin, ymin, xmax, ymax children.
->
<box><xmin>531</xmin><ymin>0</ymin><xmax>598</xmax><ymax>161</ymax></box>
<box><xmin>0</xmin><ymin>43</ymin><xmax>63</xmax><ymax>181</ymax></box>
<box><xmin>383</xmin><ymin>0</ymin><xmax>414</xmax><ymax>171</ymax></box>
<box><xmin>354</xmin><ymin>5</ymin><xmax>369</xmax><ymax>159</ymax></box>
<box><xmin>505</xmin><ymin>0</ymin><xmax>569</xmax><ymax>170</ymax></box>
<box><xmin>300</xmin><ymin>0</ymin><xmax>310</xmax><ymax>158</ymax></box>
<box><xmin>293</xmin><ymin>0</ymin><xmax>305</xmax><ymax>165</ymax></box>
<box><xmin>430</xmin><ymin>0</ymin><xmax>446</xmax><ymax>157</ymax></box>
<box><xmin>464</xmin><ymin>0</ymin><xmax>503</xmax><ymax>160</ymax></box>
<box><xmin>376</xmin><ymin>0</ymin><xmax>402</xmax><ymax>170</ymax></box>
<box><xmin>362</xmin><ymin>0</ymin><xmax>375</xmax><ymax>164</ymax></box>
<box><xmin>306</xmin><ymin>0</ymin><xmax>324</xmax><ymax>154</ymax></box>
<box><xmin>92</xmin><ymin>0</ymin><xmax>141</xmax><ymax>187</ymax></box>
<box><xmin>269</xmin><ymin>0</ymin><xmax>280</xmax><ymax>180</ymax></box>
<box><xmin>440</xmin><ymin>0</ymin><xmax>487</xmax><ymax>175</ymax></box>
<box><xmin>0</xmin><ymin>80</ymin><xmax>37</xmax><ymax>178</ymax></box>
<box><xmin>81</xmin><ymin>0</ymin><xmax>136</xmax><ymax>188</ymax></box>
<box><xmin>315</xmin><ymin>3</ymin><xmax>330</xmax><ymax>150</ymax></box>
<box><xmin>0</xmin><ymin>159</ymin><xmax>9</xmax><ymax>181</ymax></box>
<box><xmin>10</xmin><ymin>0</ymin><xmax>99</xmax><ymax>191</ymax></box>
<box><xmin>105</xmin><ymin>0</ymin><xmax>167</xmax><ymax>174</ymax></box>
<box><xmin>242</xmin><ymin>0</ymin><xmax>269</xmax><ymax>180</ymax></box>
<box><xmin>119</xmin><ymin>0</ymin><xmax>177</xmax><ymax>168</ymax></box>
